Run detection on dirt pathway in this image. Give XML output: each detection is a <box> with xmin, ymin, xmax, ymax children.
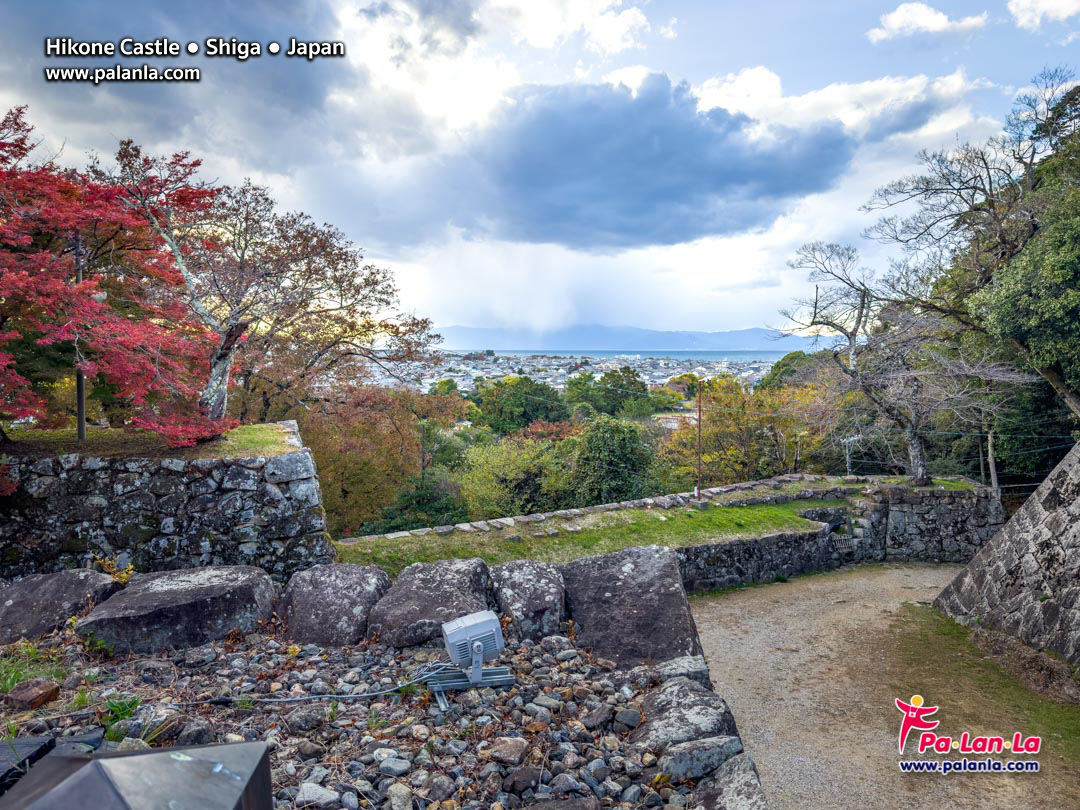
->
<box><xmin>691</xmin><ymin>563</ymin><xmax>1071</xmax><ymax>810</ymax></box>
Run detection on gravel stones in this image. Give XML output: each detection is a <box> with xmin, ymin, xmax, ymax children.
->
<box><xmin>366</xmin><ymin>557</ymin><xmax>490</xmax><ymax>647</ymax></box>
<box><xmin>295</xmin><ymin>782</ymin><xmax>339</xmax><ymax>808</ymax></box>
<box><xmin>75</xmin><ymin>565</ymin><xmax>275</xmax><ymax>653</ymax></box>
<box><xmin>490</xmin><ymin>560</ymin><xmax>565</xmax><ymax>640</ymax></box>
<box><xmin>488</xmin><ymin>735</ymin><xmax>530</xmax><ymax>765</ymax></box>
<box><xmin>0</xmin><ymin>569</ymin><xmax>122</xmax><ymax>644</ymax></box>
<box><xmin>18</xmin><ymin>626</ymin><xmax>756</xmax><ymax>810</ymax></box>
<box><xmin>284</xmin><ymin>703</ymin><xmax>327</xmax><ymax>732</ymax></box>
<box><xmin>281</xmin><ymin>563</ymin><xmax>391</xmax><ymax>646</ymax></box>
<box><xmin>378</xmin><ymin>757</ymin><xmax>411</xmax><ymax>776</ymax></box>
<box><xmin>523</xmin><ymin>798</ymin><xmax>600</xmax><ymax>810</ymax></box>
<box><xmin>562</xmin><ymin>545</ymin><xmax>704</xmax><ymax>667</ymax></box>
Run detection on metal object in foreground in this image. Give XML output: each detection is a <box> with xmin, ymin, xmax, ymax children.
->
<box><xmin>434</xmin><ymin>610</ymin><xmax>514</xmax><ymax>711</ymax></box>
<box><xmin>0</xmin><ymin>741</ymin><xmax>271</xmax><ymax>809</ymax></box>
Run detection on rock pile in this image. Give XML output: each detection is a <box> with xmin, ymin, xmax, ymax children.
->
<box><xmin>7</xmin><ymin>628</ymin><xmax>762</xmax><ymax>809</ymax></box>
<box><xmin>1</xmin><ymin>545</ymin><xmax>766</xmax><ymax>807</ymax></box>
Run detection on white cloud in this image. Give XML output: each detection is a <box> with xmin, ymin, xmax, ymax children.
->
<box><xmin>659</xmin><ymin>17</ymin><xmax>678</xmax><ymax>39</ymax></box>
<box><xmin>696</xmin><ymin>66</ymin><xmax>992</xmax><ymax>139</ymax></box>
<box><xmin>602</xmin><ymin>64</ymin><xmax>652</xmax><ymax>94</ymax></box>
<box><xmin>381</xmin><ymin>65</ymin><xmax>1006</xmax><ymax>333</ymax></box>
<box><xmin>385</xmin><ymin>79</ymin><xmax>1002</xmax><ymax>333</ymax></box>
<box><xmin>582</xmin><ymin>5</ymin><xmax>650</xmax><ymax>53</ymax></box>
<box><xmin>867</xmin><ymin>2</ymin><xmax>987</xmax><ymax>43</ymax></box>
<box><xmin>333</xmin><ymin>2</ymin><xmax>521</xmax><ymax>140</ymax></box>
<box><xmin>1008</xmin><ymin>0</ymin><xmax>1080</xmax><ymax>29</ymax></box>
<box><xmin>482</xmin><ymin>0</ymin><xmax>650</xmax><ymax>54</ymax></box>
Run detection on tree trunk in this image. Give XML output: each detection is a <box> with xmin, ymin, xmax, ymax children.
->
<box><xmin>979</xmin><ymin>414</ymin><xmax>987</xmax><ymax>485</ymax></box>
<box><xmin>201</xmin><ymin>349</ymin><xmax>235</xmax><ymax>422</ymax></box>
<box><xmin>905</xmin><ymin>427</ymin><xmax>931</xmax><ymax>486</ymax></box>
<box><xmin>987</xmin><ymin>429</ymin><xmax>999</xmax><ymax>493</ymax></box>
<box><xmin>200</xmin><ymin>321</ymin><xmax>249</xmax><ymax>422</ymax></box>
<box><xmin>1032</xmin><ymin>361</ymin><xmax>1080</xmax><ymax>418</ymax></box>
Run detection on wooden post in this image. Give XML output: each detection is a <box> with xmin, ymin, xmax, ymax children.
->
<box><xmin>696</xmin><ymin>383</ymin><xmax>702</xmax><ymax>498</ymax></box>
<box><xmin>73</xmin><ymin>232</ymin><xmax>86</xmax><ymax>443</ymax></box>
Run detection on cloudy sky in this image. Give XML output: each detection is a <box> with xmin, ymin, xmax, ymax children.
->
<box><xmin>1</xmin><ymin>1</ymin><xmax>1078</xmax><ymax>335</ymax></box>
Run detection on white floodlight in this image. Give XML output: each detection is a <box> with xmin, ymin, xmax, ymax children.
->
<box><xmin>426</xmin><ymin>610</ymin><xmax>515</xmax><ymax>711</ymax></box>
<box><xmin>441</xmin><ymin>609</ymin><xmax>505</xmax><ymax>685</ymax></box>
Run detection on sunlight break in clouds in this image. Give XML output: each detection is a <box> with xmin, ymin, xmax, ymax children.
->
<box><xmin>696</xmin><ymin>66</ymin><xmax>991</xmax><ymax>139</ymax></box>
<box><xmin>1008</xmin><ymin>0</ymin><xmax>1080</xmax><ymax>29</ymax></box>
<box><xmin>867</xmin><ymin>2</ymin><xmax>987</xmax><ymax>43</ymax></box>
<box><xmin>483</xmin><ymin>0</ymin><xmax>650</xmax><ymax>54</ymax></box>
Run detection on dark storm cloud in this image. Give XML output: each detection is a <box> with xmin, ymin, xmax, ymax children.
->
<box><xmin>300</xmin><ymin>72</ymin><xmax>862</xmax><ymax>253</ymax></box>
<box><xmin>0</xmin><ymin>0</ymin><xmax>433</xmax><ymax>170</ymax></box>
<box><xmin>444</xmin><ymin>73</ymin><xmax>858</xmax><ymax>249</ymax></box>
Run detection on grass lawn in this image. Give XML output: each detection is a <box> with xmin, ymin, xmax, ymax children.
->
<box><xmin>2</xmin><ymin>423</ymin><xmax>297</xmax><ymax>460</ymax></box>
<box><xmin>336</xmin><ymin>499</ymin><xmax>840</xmax><ymax>576</ymax></box>
<box><xmin>878</xmin><ymin>476</ymin><xmax>975</xmax><ymax>492</ymax></box>
<box><xmin>0</xmin><ymin>641</ymin><xmax>67</xmax><ymax>694</ymax></box>
<box><xmin>887</xmin><ymin>604</ymin><xmax>1080</xmax><ymax>767</ymax></box>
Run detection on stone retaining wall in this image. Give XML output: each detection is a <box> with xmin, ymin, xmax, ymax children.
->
<box><xmin>936</xmin><ymin>441</ymin><xmax>1080</xmax><ymax>665</ymax></box>
<box><xmin>676</xmin><ymin>525</ymin><xmax>846</xmax><ymax>592</ymax></box>
<box><xmin>851</xmin><ymin>485</ymin><xmax>1005</xmax><ymax>563</ymax></box>
<box><xmin>0</xmin><ymin>421</ymin><xmax>332</xmax><ymax>582</ymax></box>
<box><xmin>346</xmin><ymin>474</ymin><xmax>1003</xmax><ymax>594</ymax></box>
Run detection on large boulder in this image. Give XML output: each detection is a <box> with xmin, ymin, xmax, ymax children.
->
<box><xmin>491</xmin><ymin>560</ymin><xmax>565</xmax><ymax>640</ymax></box>
<box><xmin>0</xmin><ymin>569</ymin><xmax>122</xmax><ymax>644</ymax></box>
<box><xmin>659</xmin><ymin>735</ymin><xmax>743</xmax><ymax>783</ymax></box>
<box><xmin>692</xmin><ymin>753</ymin><xmax>768</xmax><ymax>809</ymax></box>
<box><xmin>628</xmin><ymin>676</ymin><xmax>738</xmax><ymax>754</ymax></box>
<box><xmin>76</xmin><ymin>566</ymin><xmax>275</xmax><ymax>653</ymax></box>
<box><xmin>366</xmin><ymin>558</ymin><xmax>490</xmax><ymax>647</ymax></box>
<box><xmin>561</xmin><ymin>545</ymin><xmax>703</xmax><ymax>667</ymax></box>
<box><xmin>281</xmin><ymin>563</ymin><xmax>391</xmax><ymax>646</ymax></box>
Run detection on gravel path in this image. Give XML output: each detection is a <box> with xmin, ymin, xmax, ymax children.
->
<box><xmin>692</xmin><ymin>563</ymin><xmax>1060</xmax><ymax>810</ymax></box>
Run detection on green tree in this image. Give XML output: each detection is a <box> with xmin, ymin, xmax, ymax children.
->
<box><xmin>428</xmin><ymin>379</ymin><xmax>461</xmax><ymax>397</ymax></box>
<box><xmin>564</xmin><ymin>372</ymin><xmax>605</xmax><ymax>412</ymax></box>
<box><xmin>570</xmin><ymin>415</ymin><xmax>654</xmax><ymax>504</ymax></box>
<box><xmin>359</xmin><ymin>470</ymin><xmax>469</xmax><ymax>533</ymax></box>
<box><xmin>758</xmin><ymin>351</ymin><xmax>817</xmax><ymax>388</ymax></box>
<box><xmin>596</xmin><ymin>366</ymin><xmax>647</xmax><ymax>414</ymax></box>
<box><xmin>973</xmin><ymin>190</ymin><xmax>1080</xmax><ymax>399</ymax></box>
<box><xmin>474</xmin><ymin>376</ymin><xmax>569</xmax><ymax>434</ymax></box>
<box><xmin>569</xmin><ymin>400</ymin><xmax>598</xmax><ymax>423</ymax></box>
<box><xmin>458</xmin><ymin>438</ymin><xmax>573</xmax><ymax>518</ymax></box>
<box><xmin>667</xmin><ymin>373</ymin><xmax>699</xmax><ymax>400</ymax></box>
<box><xmin>865</xmin><ymin>68</ymin><xmax>1080</xmax><ymax>416</ymax></box>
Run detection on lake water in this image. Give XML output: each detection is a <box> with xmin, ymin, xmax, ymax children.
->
<box><xmin>444</xmin><ymin>349</ymin><xmax>789</xmax><ymax>362</ymax></box>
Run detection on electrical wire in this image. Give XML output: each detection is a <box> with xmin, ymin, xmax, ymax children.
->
<box><xmin>161</xmin><ymin>660</ymin><xmax>459</xmax><ymax>709</ymax></box>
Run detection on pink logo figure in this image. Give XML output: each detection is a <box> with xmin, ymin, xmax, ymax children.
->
<box><xmin>895</xmin><ymin>694</ymin><xmax>939</xmax><ymax>754</ymax></box>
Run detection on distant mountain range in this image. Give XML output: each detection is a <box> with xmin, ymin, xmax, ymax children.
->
<box><xmin>437</xmin><ymin>324</ymin><xmax>818</xmax><ymax>352</ymax></box>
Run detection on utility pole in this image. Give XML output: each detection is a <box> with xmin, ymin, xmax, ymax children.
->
<box><xmin>695</xmin><ymin>383</ymin><xmax>702</xmax><ymax>498</ymax></box>
<box><xmin>73</xmin><ymin>232</ymin><xmax>86</xmax><ymax>443</ymax></box>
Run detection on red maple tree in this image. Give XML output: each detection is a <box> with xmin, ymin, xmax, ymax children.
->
<box><xmin>0</xmin><ymin>106</ymin><xmax>217</xmax><ymax>446</ymax></box>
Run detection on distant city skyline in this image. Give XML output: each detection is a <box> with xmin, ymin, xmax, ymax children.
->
<box><xmin>2</xmin><ymin>1</ymin><xmax>1077</xmax><ymax>331</ymax></box>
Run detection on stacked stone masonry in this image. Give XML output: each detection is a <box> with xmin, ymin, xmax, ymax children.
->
<box><xmin>936</xmin><ymin>441</ymin><xmax>1080</xmax><ymax>665</ymax></box>
<box><xmin>0</xmin><ymin>421</ymin><xmax>332</xmax><ymax>582</ymax></box>
<box><xmin>346</xmin><ymin>473</ymin><xmax>1005</xmax><ymax>593</ymax></box>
